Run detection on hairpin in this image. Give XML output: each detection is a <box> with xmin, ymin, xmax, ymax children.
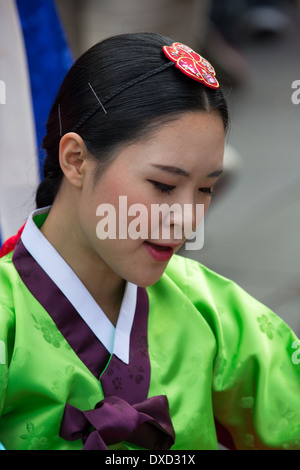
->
<box><xmin>65</xmin><ymin>45</ymin><xmax>219</xmax><ymax>138</ymax></box>
<box><xmin>70</xmin><ymin>63</ymin><xmax>174</xmax><ymax>134</ymax></box>
<box><xmin>88</xmin><ymin>83</ymin><xmax>108</xmax><ymax>115</ymax></box>
<box><xmin>58</xmin><ymin>103</ymin><xmax>63</xmax><ymax>137</ymax></box>
<box><xmin>162</xmin><ymin>42</ymin><xmax>219</xmax><ymax>89</ymax></box>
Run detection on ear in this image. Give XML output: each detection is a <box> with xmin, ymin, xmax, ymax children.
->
<box><xmin>59</xmin><ymin>132</ymin><xmax>88</xmax><ymax>189</ymax></box>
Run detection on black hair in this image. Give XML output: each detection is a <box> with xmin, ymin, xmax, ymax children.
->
<box><xmin>36</xmin><ymin>32</ymin><xmax>229</xmax><ymax>209</ymax></box>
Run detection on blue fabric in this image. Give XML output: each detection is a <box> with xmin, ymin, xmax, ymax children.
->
<box><xmin>16</xmin><ymin>0</ymin><xmax>73</xmax><ymax>176</ymax></box>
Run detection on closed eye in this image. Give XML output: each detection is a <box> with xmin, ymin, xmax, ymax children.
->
<box><xmin>148</xmin><ymin>180</ymin><xmax>216</xmax><ymax>198</ymax></box>
<box><xmin>199</xmin><ymin>187</ymin><xmax>215</xmax><ymax>198</ymax></box>
<box><xmin>147</xmin><ymin>180</ymin><xmax>176</xmax><ymax>195</ymax></box>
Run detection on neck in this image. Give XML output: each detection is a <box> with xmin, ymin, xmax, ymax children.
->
<box><xmin>40</xmin><ymin>195</ymin><xmax>125</xmax><ymax>327</ymax></box>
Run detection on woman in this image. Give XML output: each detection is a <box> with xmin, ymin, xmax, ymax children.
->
<box><xmin>0</xmin><ymin>32</ymin><xmax>299</xmax><ymax>450</ymax></box>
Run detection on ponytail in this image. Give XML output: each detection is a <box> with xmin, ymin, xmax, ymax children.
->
<box><xmin>35</xmin><ymin>157</ymin><xmax>63</xmax><ymax>208</ymax></box>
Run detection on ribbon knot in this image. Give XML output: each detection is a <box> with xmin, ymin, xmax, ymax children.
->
<box><xmin>60</xmin><ymin>395</ymin><xmax>175</xmax><ymax>450</ymax></box>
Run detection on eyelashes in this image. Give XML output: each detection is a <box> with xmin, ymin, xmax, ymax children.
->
<box><xmin>147</xmin><ymin>180</ymin><xmax>216</xmax><ymax>198</ymax></box>
<box><xmin>200</xmin><ymin>187</ymin><xmax>216</xmax><ymax>198</ymax></box>
<box><xmin>148</xmin><ymin>180</ymin><xmax>176</xmax><ymax>195</ymax></box>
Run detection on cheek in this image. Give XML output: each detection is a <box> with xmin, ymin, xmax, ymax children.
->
<box><xmin>102</xmin><ymin>171</ymin><xmax>146</xmax><ymax>208</ymax></box>
<box><xmin>106</xmin><ymin>176</ymin><xmax>152</xmax><ymax>227</ymax></box>
<box><xmin>90</xmin><ymin>177</ymin><xmax>152</xmax><ymax>243</ymax></box>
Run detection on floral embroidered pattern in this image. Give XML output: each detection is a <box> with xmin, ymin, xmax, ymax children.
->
<box><xmin>240</xmin><ymin>396</ymin><xmax>254</xmax><ymax>410</ymax></box>
<box><xmin>112</xmin><ymin>377</ymin><xmax>122</xmax><ymax>391</ymax></box>
<box><xmin>257</xmin><ymin>314</ymin><xmax>274</xmax><ymax>339</ymax></box>
<box><xmin>20</xmin><ymin>422</ymin><xmax>50</xmax><ymax>450</ymax></box>
<box><xmin>268</xmin><ymin>400</ymin><xmax>299</xmax><ymax>447</ymax></box>
<box><xmin>136</xmin><ymin>335</ymin><xmax>148</xmax><ymax>358</ymax></box>
<box><xmin>32</xmin><ymin>314</ymin><xmax>64</xmax><ymax>348</ymax></box>
<box><xmin>128</xmin><ymin>365</ymin><xmax>144</xmax><ymax>385</ymax></box>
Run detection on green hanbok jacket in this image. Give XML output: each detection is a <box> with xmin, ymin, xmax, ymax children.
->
<box><xmin>0</xmin><ymin>209</ymin><xmax>299</xmax><ymax>450</ymax></box>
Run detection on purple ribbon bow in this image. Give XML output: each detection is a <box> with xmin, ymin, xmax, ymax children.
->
<box><xmin>60</xmin><ymin>395</ymin><xmax>175</xmax><ymax>450</ymax></box>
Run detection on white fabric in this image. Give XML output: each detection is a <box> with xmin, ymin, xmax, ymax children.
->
<box><xmin>21</xmin><ymin>207</ymin><xmax>137</xmax><ymax>364</ymax></box>
<box><xmin>0</xmin><ymin>0</ymin><xmax>39</xmax><ymax>240</ymax></box>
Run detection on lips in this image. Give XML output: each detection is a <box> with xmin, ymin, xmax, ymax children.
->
<box><xmin>143</xmin><ymin>241</ymin><xmax>181</xmax><ymax>262</ymax></box>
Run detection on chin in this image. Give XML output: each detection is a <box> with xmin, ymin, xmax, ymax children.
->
<box><xmin>136</xmin><ymin>278</ymin><xmax>161</xmax><ymax>288</ymax></box>
<box><xmin>127</xmin><ymin>266</ymin><xmax>168</xmax><ymax>288</ymax></box>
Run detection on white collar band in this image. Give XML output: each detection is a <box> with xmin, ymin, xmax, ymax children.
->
<box><xmin>21</xmin><ymin>207</ymin><xmax>137</xmax><ymax>364</ymax></box>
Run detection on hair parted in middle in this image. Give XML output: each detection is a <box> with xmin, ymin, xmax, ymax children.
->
<box><xmin>36</xmin><ymin>32</ymin><xmax>229</xmax><ymax>209</ymax></box>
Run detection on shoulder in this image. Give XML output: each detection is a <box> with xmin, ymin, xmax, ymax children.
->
<box><xmin>162</xmin><ymin>255</ymin><xmax>297</xmax><ymax>350</ymax></box>
<box><xmin>0</xmin><ymin>251</ymin><xmax>20</xmax><ymax>311</ymax></box>
<box><xmin>0</xmin><ymin>250</ymin><xmax>18</xmax><ymax>284</ymax></box>
<box><xmin>163</xmin><ymin>254</ymin><xmax>266</xmax><ymax>312</ymax></box>
<box><xmin>0</xmin><ymin>252</ymin><xmax>17</xmax><ymax>335</ymax></box>
<box><xmin>0</xmin><ymin>251</ymin><xmax>16</xmax><ymax>283</ymax></box>
<box><xmin>164</xmin><ymin>254</ymin><xmax>237</xmax><ymax>292</ymax></box>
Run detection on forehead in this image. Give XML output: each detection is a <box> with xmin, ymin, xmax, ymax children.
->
<box><xmin>117</xmin><ymin>111</ymin><xmax>225</xmax><ymax>174</ymax></box>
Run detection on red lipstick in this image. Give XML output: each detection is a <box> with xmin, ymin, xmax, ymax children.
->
<box><xmin>143</xmin><ymin>241</ymin><xmax>179</xmax><ymax>262</ymax></box>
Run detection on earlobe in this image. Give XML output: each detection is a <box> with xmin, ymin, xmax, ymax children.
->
<box><xmin>59</xmin><ymin>132</ymin><xmax>88</xmax><ymax>188</ymax></box>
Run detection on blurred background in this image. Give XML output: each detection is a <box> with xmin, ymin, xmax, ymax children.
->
<box><xmin>1</xmin><ymin>0</ymin><xmax>300</xmax><ymax>334</ymax></box>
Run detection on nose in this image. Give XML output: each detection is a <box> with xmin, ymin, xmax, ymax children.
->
<box><xmin>168</xmin><ymin>202</ymin><xmax>205</xmax><ymax>240</ymax></box>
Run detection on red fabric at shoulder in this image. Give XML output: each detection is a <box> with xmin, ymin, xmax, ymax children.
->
<box><xmin>0</xmin><ymin>224</ymin><xmax>26</xmax><ymax>258</ymax></box>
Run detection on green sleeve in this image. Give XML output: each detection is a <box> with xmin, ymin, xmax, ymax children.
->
<box><xmin>0</xmin><ymin>305</ymin><xmax>15</xmax><ymax>417</ymax></box>
<box><xmin>0</xmin><ymin>255</ymin><xmax>16</xmax><ymax>417</ymax></box>
<box><xmin>166</xmin><ymin>256</ymin><xmax>300</xmax><ymax>449</ymax></box>
<box><xmin>201</xmin><ymin>265</ymin><xmax>300</xmax><ymax>449</ymax></box>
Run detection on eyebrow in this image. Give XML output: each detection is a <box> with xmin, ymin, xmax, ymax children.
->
<box><xmin>151</xmin><ymin>164</ymin><xmax>190</xmax><ymax>177</ymax></box>
<box><xmin>151</xmin><ymin>164</ymin><xmax>223</xmax><ymax>178</ymax></box>
<box><xmin>207</xmin><ymin>169</ymin><xmax>223</xmax><ymax>178</ymax></box>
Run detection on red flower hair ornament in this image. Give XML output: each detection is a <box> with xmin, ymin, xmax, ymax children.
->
<box><xmin>162</xmin><ymin>42</ymin><xmax>219</xmax><ymax>89</ymax></box>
